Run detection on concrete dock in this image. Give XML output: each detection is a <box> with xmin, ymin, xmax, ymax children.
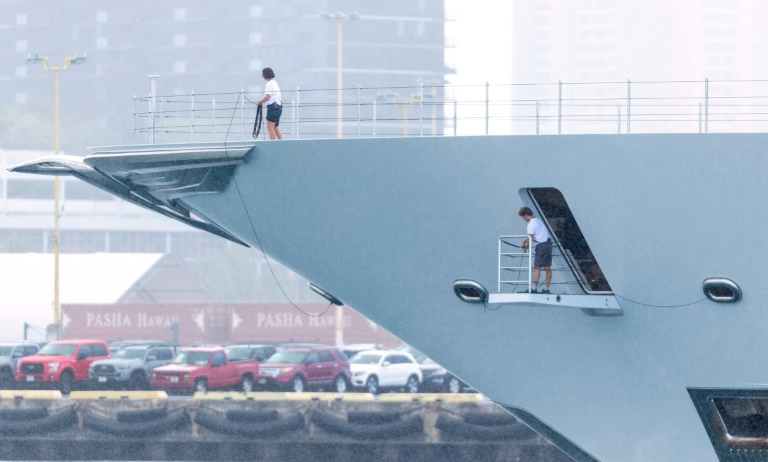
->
<box><xmin>0</xmin><ymin>390</ymin><xmax>569</xmax><ymax>461</ymax></box>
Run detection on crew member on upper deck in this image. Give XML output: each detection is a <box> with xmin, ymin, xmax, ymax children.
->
<box><xmin>257</xmin><ymin>67</ymin><xmax>283</xmax><ymax>140</ymax></box>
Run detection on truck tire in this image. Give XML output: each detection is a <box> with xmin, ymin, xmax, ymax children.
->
<box><xmin>290</xmin><ymin>375</ymin><xmax>305</xmax><ymax>393</ymax></box>
<box><xmin>405</xmin><ymin>375</ymin><xmax>420</xmax><ymax>394</ymax></box>
<box><xmin>0</xmin><ymin>367</ymin><xmax>15</xmax><ymax>390</ymax></box>
<box><xmin>59</xmin><ymin>371</ymin><xmax>74</xmax><ymax>395</ymax></box>
<box><xmin>240</xmin><ymin>375</ymin><xmax>254</xmax><ymax>393</ymax></box>
<box><xmin>194</xmin><ymin>378</ymin><xmax>208</xmax><ymax>394</ymax></box>
<box><xmin>334</xmin><ymin>374</ymin><xmax>348</xmax><ymax>393</ymax></box>
<box><xmin>365</xmin><ymin>375</ymin><xmax>379</xmax><ymax>394</ymax></box>
<box><xmin>129</xmin><ymin>372</ymin><xmax>147</xmax><ymax>391</ymax></box>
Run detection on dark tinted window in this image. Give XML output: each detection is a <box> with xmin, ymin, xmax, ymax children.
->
<box><xmin>24</xmin><ymin>346</ymin><xmax>38</xmax><ymax>356</ymax></box>
<box><xmin>158</xmin><ymin>348</ymin><xmax>174</xmax><ymax>360</ymax></box>
<box><xmin>78</xmin><ymin>344</ymin><xmax>93</xmax><ymax>358</ymax></box>
<box><xmin>92</xmin><ymin>344</ymin><xmax>108</xmax><ymax>357</ymax></box>
<box><xmin>336</xmin><ymin>350</ymin><xmax>349</xmax><ymax>361</ymax></box>
<box><xmin>306</xmin><ymin>353</ymin><xmax>320</xmax><ymax>364</ymax></box>
<box><xmin>212</xmin><ymin>352</ymin><xmax>226</xmax><ymax>366</ymax></box>
<box><xmin>318</xmin><ymin>352</ymin><xmax>334</xmax><ymax>363</ymax></box>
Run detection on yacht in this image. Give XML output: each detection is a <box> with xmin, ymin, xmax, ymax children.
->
<box><xmin>10</xmin><ymin>80</ymin><xmax>768</xmax><ymax>462</ymax></box>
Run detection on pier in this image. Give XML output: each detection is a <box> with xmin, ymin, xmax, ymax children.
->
<box><xmin>0</xmin><ymin>390</ymin><xmax>568</xmax><ymax>461</ymax></box>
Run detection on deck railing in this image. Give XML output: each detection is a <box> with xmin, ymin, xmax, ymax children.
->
<box><xmin>132</xmin><ymin>79</ymin><xmax>768</xmax><ymax>144</ymax></box>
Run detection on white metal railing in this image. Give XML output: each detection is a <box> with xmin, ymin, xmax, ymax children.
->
<box><xmin>132</xmin><ymin>79</ymin><xmax>768</xmax><ymax>145</ymax></box>
<box><xmin>498</xmin><ymin>235</ymin><xmax>533</xmax><ymax>293</ymax></box>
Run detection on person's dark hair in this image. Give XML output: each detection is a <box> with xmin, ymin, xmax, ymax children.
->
<box><xmin>518</xmin><ymin>206</ymin><xmax>534</xmax><ymax>217</ymax></box>
<box><xmin>262</xmin><ymin>67</ymin><xmax>275</xmax><ymax>79</ymax></box>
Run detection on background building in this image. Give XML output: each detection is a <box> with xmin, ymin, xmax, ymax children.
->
<box><xmin>1</xmin><ymin>0</ymin><xmax>450</xmax><ymax>152</ymax></box>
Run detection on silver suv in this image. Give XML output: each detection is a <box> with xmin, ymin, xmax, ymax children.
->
<box><xmin>0</xmin><ymin>343</ymin><xmax>40</xmax><ymax>389</ymax></box>
<box><xmin>89</xmin><ymin>345</ymin><xmax>175</xmax><ymax>390</ymax></box>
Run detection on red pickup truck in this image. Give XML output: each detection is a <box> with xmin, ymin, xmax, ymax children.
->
<box><xmin>16</xmin><ymin>339</ymin><xmax>110</xmax><ymax>394</ymax></box>
<box><xmin>149</xmin><ymin>347</ymin><xmax>259</xmax><ymax>393</ymax></box>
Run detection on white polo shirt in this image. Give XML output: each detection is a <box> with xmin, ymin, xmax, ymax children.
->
<box><xmin>526</xmin><ymin>217</ymin><xmax>550</xmax><ymax>244</ymax></box>
<box><xmin>264</xmin><ymin>79</ymin><xmax>282</xmax><ymax>106</ymax></box>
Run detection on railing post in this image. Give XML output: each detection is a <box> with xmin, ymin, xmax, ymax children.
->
<box><xmin>159</xmin><ymin>97</ymin><xmax>164</xmax><ymax>144</ymax></box>
<box><xmin>148</xmin><ymin>92</ymin><xmax>154</xmax><ymax>144</ymax></box>
<box><xmin>704</xmin><ymin>78</ymin><xmax>709</xmax><ymax>133</ymax></box>
<box><xmin>296</xmin><ymin>87</ymin><xmax>301</xmax><ymax>140</ymax></box>
<box><xmin>626</xmin><ymin>79</ymin><xmax>631</xmax><ymax>134</ymax></box>
<box><xmin>420</xmin><ymin>82</ymin><xmax>424</xmax><ymax>137</ymax></box>
<box><xmin>699</xmin><ymin>102</ymin><xmax>702</xmax><ymax>133</ymax></box>
<box><xmin>132</xmin><ymin>96</ymin><xmax>136</xmax><ymax>144</ymax></box>
<box><xmin>536</xmin><ymin>102</ymin><xmax>540</xmax><ymax>135</ymax></box>
<box><xmin>357</xmin><ymin>84</ymin><xmax>361</xmax><ymax>138</ymax></box>
<box><xmin>211</xmin><ymin>98</ymin><xmax>216</xmax><ymax>136</ymax></box>
<box><xmin>190</xmin><ymin>91</ymin><xmax>195</xmax><ymax>142</ymax></box>
<box><xmin>557</xmin><ymin>81</ymin><xmax>562</xmax><ymax>134</ymax></box>
<box><xmin>485</xmin><ymin>82</ymin><xmax>489</xmax><ymax>136</ymax></box>
<box><xmin>453</xmin><ymin>100</ymin><xmax>457</xmax><ymax>136</ymax></box>
<box><xmin>372</xmin><ymin>99</ymin><xmax>377</xmax><ymax>137</ymax></box>
<box><xmin>498</xmin><ymin>238</ymin><xmax>502</xmax><ymax>293</ymax></box>
<box><xmin>148</xmin><ymin>74</ymin><xmax>158</xmax><ymax>145</ymax></box>
<box><xmin>240</xmin><ymin>89</ymin><xmax>245</xmax><ymax>141</ymax></box>
<box><xmin>618</xmin><ymin>102</ymin><xmax>621</xmax><ymax>134</ymax></box>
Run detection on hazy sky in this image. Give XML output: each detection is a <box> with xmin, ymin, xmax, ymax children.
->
<box><xmin>446</xmin><ymin>0</ymin><xmax>513</xmax><ymax>86</ymax></box>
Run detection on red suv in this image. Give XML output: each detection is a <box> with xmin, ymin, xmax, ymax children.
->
<box><xmin>257</xmin><ymin>347</ymin><xmax>350</xmax><ymax>393</ymax></box>
<box><xmin>17</xmin><ymin>340</ymin><xmax>109</xmax><ymax>394</ymax></box>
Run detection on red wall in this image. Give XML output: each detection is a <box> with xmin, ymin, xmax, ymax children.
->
<box><xmin>61</xmin><ymin>303</ymin><xmax>401</xmax><ymax>347</ymax></box>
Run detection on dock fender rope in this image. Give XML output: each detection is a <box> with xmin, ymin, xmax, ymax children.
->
<box><xmin>83</xmin><ymin>409</ymin><xmax>189</xmax><ymax>437</ymax></box>
<box><xmin>0</xmin><ymin>407</ymin><xmax>49</xmax><ymax>421</ymax></box>
<box><xmin>436</xmin><ymin>413</ymin><xmax>537</xmax><ymax>441</ymax></box>
<box><xmin>116</xmin><ymin>406</ymin><xmax>168</xmax><ymax>423</ymax></box>
<box><xmin>194</xmin><ymin>409</ymin><xmax>304</xmax><ymax>437</ymax></box>
<box><xmin>225</xmin><ymin>409</ymin><xmax>279</xmax><ymax>423</ymax></box>
<box><xmin>0</xmin><ymin>406</ymin><xmax>76</xmax><ymax>435</ymax></box>
<box><xmin>309</xmin><ymin>409</ymin><xmax>423</xmax><ymax>439</ymax></box>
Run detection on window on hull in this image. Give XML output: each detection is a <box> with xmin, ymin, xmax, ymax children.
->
<box><xmin>527</xmin><ymin>187</ymin><xmax>612</xmax><ymax>293</ymax></box>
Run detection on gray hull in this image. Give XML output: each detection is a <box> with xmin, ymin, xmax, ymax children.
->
<box><xmin>14</xmin><ymin>133</ymin><xmax>768</xmax><ymax>461</ymax></box>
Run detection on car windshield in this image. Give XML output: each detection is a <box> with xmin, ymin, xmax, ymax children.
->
<box><xmin>265</xmin><ymin>351</ymin><xmax>307</xmax><ymax>364</ymax></box>
<box><xmin>224</xmin><ymin>347</ymin><xmax>250</xmax><ymax>362</ymax></box>
<box><xmin>350</xmin><ymin>354</ymin><xmax>382</xmax><ymax>365</ymax></box>
<box><xmin>0</xmin><ymin>347</ymin><xmax>12</xmax><ymax>357</ymax></box>
<box><xmin>111</xmin><ymin>348</ymin><xmax>147</xmax><ymax>360</ymax></box>
<box><xmin>38</xmin><ymin>344</ymin><xmax>77</xmax><ymax>356</ymax></box>
<box><xmin>173</xmin><ymin>351</ymin><xmax>211</xmax><ymax>365</ymax></box>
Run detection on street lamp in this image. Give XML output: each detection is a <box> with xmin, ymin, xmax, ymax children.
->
<box><xmin>27</xmin><ymin>52</ymin><xmax>87</xmax><ymax>339</ymax></box>
<box><xmin>376</xmin><ymin>91</ymin><xmax>423</xmax><ymax>136</ymax></box>
<box><xmin>321</xmin><ymin>12</ymin><xmax>359</xmax><ymax>139</ymax></box>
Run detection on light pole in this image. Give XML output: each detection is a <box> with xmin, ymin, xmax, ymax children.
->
<box><xmin>376</xmin><ymin>91</ymin><xmax>423</xmax><ymax>136</ymax></box>
<box><xmin>321</xmin><ymin>12</ymin><xmax>359</xmax><ymax>139</ymax></box>
<box><xmin>27</xmin><ymin>53</ymin><xmax>87</xmax><ymax>339</ymax></box>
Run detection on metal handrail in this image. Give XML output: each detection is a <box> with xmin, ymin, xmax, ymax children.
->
<box><xmin>498</xmin><ymin>235</ymin><xmax>533</xmax><ymax>293</ymax></box>
<box><xmin>132</xmin><ymin>79</ymin><xmax>768</xmax><ymax>144</ymax></box>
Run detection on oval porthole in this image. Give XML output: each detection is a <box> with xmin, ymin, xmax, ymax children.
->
<box><xmin>453</xmin><ymin>280</ymin><xmax>489</xmax><ymax>304</ymax></box>
<box><xmin>702</xmin><ymin>278</ymin><xmax>742</xmax><ymax>303</ymax></box>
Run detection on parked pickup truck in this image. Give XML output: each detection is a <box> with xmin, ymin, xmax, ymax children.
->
<box><xmin>0</xmin><ymin>343</ymin><xmax>41</xmax><ymax>389</ymax></box>
<box><xmin>150</xmin><ymin>347</ymin><xmax>259</xmax><ymax>393</ymax></box>
<box><xmin>16</xmin><ymin>340</ymin><xmax>110</xmax><ymax>394</ymax></box>
<box><xmin>89</xmin><ymin>344</ymin><xmax>176</xmax><ymax>390</ymax></box>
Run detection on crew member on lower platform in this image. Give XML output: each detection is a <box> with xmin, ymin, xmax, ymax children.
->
<box><xmin>518</xmin><ymin>207</ymin><xmax>552</xmax><ymax>294</ymax></box>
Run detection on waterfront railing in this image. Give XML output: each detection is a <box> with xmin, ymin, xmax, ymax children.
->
<box><xmin>132</xmin><ymin>79</ymin><xmax>768</xmax><ymax>144</ymax></box>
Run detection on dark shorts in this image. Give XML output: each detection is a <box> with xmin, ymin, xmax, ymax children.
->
<box><xmin>266</xmin><ymin>103</ymin><xmax>282</xmax><ymax>126</ymax></box>
<box><xmin>534</xmin><ymin>240</ymin><xmax>553</xmax><ymax>268</ymax></box>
